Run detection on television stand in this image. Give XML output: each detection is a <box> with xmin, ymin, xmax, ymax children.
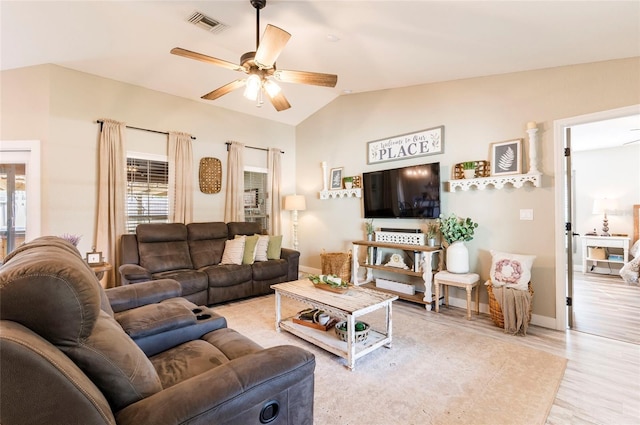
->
<box><xmin>351</xmin><ymin>240</ymin><xmax>443</xmax><ymax>310</ymax></box>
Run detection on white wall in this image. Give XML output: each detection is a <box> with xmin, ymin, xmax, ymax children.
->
<box><xmin>572</xmin><ymin>144</ymin><xmax>640</xmax><ymax>268</ymax></box>
<box><xmin>1</xmin><ymin>64</ymin><xmax>297</xmax><ymax>256</ymax></box>
<box><xmin>296</xmin><ymin>57</ymin><xmax>640</xmax><ymax>320</ymax></box>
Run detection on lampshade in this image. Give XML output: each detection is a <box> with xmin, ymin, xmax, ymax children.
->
<box><xmin>284</xmin><ymin>195</ymin><xmax>306</xmax><ymax>211</ymax></box>
<box><xmin>592</xmin><ymin>198</ymin><xmax>618</xmax><ymax>215</ymax></box>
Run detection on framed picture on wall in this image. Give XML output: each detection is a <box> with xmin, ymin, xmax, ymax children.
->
<box><xmin>330</xmin><ymin>167</ymin><xmax>343</xmax><ymax>190</ymax></box>
<box><xmin>490</xmin><ymin>139</ymin><xmax>522</xmax><ymax>176</ymax></box>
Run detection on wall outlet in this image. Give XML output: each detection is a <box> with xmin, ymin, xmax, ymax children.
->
<box><xmin>520</xmin><ymin>209</ymin><xmax>534</xmax><ymax>220</ymax></box>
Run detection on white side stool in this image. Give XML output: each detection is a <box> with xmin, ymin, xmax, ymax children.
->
<box><xmin>433</xmin><ymin>271</ymin><xmax>480</xmax><ymax>320</ymax></box>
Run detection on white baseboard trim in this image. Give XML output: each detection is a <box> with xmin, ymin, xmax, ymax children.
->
<box><xmin>443</xmin><ymin>296</ymin><xmax>554</xmax><ymax>328</ymax></box>
<box><xmin>299</xmin><ymin>266</ymin><xmax>321</xmax><ymax>275</ymax></box>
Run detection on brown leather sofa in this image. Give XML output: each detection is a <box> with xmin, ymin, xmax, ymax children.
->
<box><xmin>119</xmin><ymin>222</ymin><xmax>299</xmax><ymax>306</ymax></box>
<box><xmin>0</xmin><ymin>236</ymin><xmax>315</xmax><ymax>425</ymax></box>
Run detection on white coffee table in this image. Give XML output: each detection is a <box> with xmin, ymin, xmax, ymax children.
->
<box><xmin>271</xmin><ymin>279</ymin><xmax>398</xmax><ymax>370</ymax></box>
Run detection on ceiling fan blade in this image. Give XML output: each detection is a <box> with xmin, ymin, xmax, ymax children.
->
<box><xmin>201</xmin><ymin>79</ymin><xmax>246</xmax><ymax>101</ymax></box>
<box><xmin>171</xmin><ymin>47</ymin><xmax>245</xmax><ymax>72</ymax></box>
<box><xmin>254</xmin><ymin>24</ymin><xmax>291</xmax><ymax>69</ymax></box>
<box><xmin>268</xmin><ymin>91</ymin><xmax>291</xmax><ymax>112</ymax></box>
<box><xmin>274</xmin><ymin>69</ymin><xmax>338</xmax><ymax>87</ymax></box>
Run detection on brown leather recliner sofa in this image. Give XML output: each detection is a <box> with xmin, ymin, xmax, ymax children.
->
<box><xmin>119</xmin><ymin>221</ymin><xmax>299</xmax><ymax>306</ymax></box>
<box><xmin>0</xmin><ymin>236</ymin><xmax>315</xmax><ymax>425</ymax></box>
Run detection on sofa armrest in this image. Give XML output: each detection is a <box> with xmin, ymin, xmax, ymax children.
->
<box><xmin>280</xmin><ymin>248</ymin><xmax>300</xmax><ymax>281</ymax></box>
<box><xmin>119</xmin><ymin>264</ymin><xmax>152</xmax><ymax>285</ymax></box>
<box><xmin>106</xmin><ymin>279</ymin><xmax>182</xmax><ymax>313</ymax></box>
<box><xmin>115</xmin><ymin>302</ymin><xmax>197</xmax><ymax>339</ymax></box>
<box><xmin>115</xmin><ymin>345</ymin><xmax>315</xmax><ymax>425</ymax></box>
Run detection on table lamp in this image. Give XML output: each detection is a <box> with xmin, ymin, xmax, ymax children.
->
<box><xmin>592</xmin><ymin>197</ymin><xmax>617</xmax><ymax>236</ymax></box>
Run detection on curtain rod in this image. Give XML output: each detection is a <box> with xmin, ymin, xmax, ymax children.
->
<box><xmin>96</xmin><ymin>120</ymin><xmax>196</xmax><ymax>140</ymax></box>
<box><xmin>225</xmin><ymin>142</ymin><xmax>284</xmax><ymax>154</ymax></box>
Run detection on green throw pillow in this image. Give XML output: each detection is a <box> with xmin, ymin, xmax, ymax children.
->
<box><xmin>267</xmin><ymin>235</ymin><xmax>283</xmax><ymax>260</ymax></box>
<box><xmin>240</xmin><ymin>234</ymin><xmax>259</xmax><ymax>264</ymax></box>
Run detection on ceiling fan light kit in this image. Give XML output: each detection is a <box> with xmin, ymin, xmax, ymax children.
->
<box><xmin>171</xmin><ymin>0</ymin><xmax>337</xmax><ymax>112</ymax></box>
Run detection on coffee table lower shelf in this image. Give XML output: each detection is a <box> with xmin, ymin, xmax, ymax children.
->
<box><xmin>279</xmin><ymin>318</ymin><xmax>390</xmax><ymax>367</ymax></box>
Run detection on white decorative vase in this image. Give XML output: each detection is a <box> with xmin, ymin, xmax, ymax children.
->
<box><xmin>446</xmin><ymin>241</ymin><xmax>469</xmax><ymax>273</ymax></box>
<box><xmin>463</xmin><ymin>169</ymin><xmax>475</xmax><ymax>179</ymax></box>
<box><xmin>345</xmin><ymin>182</ymin><xmax>353</xmax><ymax>189</ymax></box>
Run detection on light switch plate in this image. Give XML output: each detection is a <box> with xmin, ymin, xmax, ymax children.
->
<box><xmin>520</xmin><ymin>209</ymin><xmax>534</xmax><ymax>220</ymax></box>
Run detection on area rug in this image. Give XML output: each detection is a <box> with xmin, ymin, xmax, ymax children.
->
<box><xmin>215</xmin><ymin>295</ymin><xmax>567</xmax><ymax>425</ymax></box>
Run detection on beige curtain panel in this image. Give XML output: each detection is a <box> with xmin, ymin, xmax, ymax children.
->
<box><xmin>268</xmin><ymin>147</ymin><xmax>282</xmax><ymax>235</ymax></box>
<box><xmin>96</xmin><ymin>118</ymin><xmax>127</xmax><ymax>287</ymax></box>
<box><xmin>224</xmin><ymin>141</ymin><xmax>245</xmax><ymax>223</ymax></box>
<box><xmin>168</xmin><ymin>131</ymin><xmax>194</xmax><ymax>224</ymax></box>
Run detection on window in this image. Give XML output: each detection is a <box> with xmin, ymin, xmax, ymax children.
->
<box><xmin>126</xmin><ymin>155</ymin><xmax>169</xmax><ymax>233</ymax></box>
<box><xmin>244</xmin><ymin>169</ymin><xmax>268</xmax><ymax>233</ymax></box>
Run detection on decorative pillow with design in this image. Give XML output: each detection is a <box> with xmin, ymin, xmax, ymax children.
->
<box><xmin>267</xmin><ymin>235</ymin><xmax>283</xmax><ymax>260</ymax></box>
<box><xmin>220</xmin><ymin>237</ymin><xmax>245</xmax><ymax>265</ymax></box>
<box><xmin>254</xmin><ymin>234</ymin><xmax>270</xmax><ymax>262</ymax></box>
<box><xmin>235</xmin><ymin>234</ymin><xmax>259</xmax><ymax>264</ymax></box>
<box><xmin>489</xmin><ymin>250</ymin><xmax>536</xmax><ymax>291</ymax></box>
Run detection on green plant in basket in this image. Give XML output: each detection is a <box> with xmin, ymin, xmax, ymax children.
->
<box><xmin>437</xmin><ymin>213</ymin><xmax>478</xmax><ymax>244</ymax></box>
<box><xmin>337</xmin><ymin>321</ymin><xmax>367</xmax><ymax>332</ymax></box>
<box><xmin>462</xmin><ymin>161</ymin><xmax>476</xmax><ymax>170</ymax></box>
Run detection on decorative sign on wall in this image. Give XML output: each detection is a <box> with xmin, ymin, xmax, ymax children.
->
<box><xmin>367</xmin><ymin>125</ymin><xmax>444</xmax><ymax>164</ymax></box>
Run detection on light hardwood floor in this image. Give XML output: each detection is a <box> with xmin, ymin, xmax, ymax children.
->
<box><xmin>414</xmin><ymin>300</ymin><xmax>640</xmax><ymax>425</ymax></box>
<box><xmin>572</xmin><ymin>271</ymin><xmax>640</xmax><ymax>344</ymax></box>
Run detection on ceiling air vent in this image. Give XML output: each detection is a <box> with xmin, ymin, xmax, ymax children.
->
<box><xmin>188</xmin><ymin>11</ymin><xmax>228</xmax><ymax>34</ymax></box>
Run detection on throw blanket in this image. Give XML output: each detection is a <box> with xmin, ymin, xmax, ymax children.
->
<box><xmin>493</xmin><ymin>286</ymin><xmax>531</xmax><ymax>336</ymax></box>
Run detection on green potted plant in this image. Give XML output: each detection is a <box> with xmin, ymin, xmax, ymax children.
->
<box><xmin>343</xmin><ymin>176</ymin><xmax>354</xmax><ymax>189</ymax></box>
<box><xmin>437</xmin><ymin>213</ymin><xmax>479</xmax><ymax>273</ymax></box>
<box><xmin>462</xmin><ymin>161</ymin><xmax>476</xmax><ymax>179</ymax></box>
<box><xmin>425</xmin><ymin>222</ymin><xmax>439</xmax><ymax>247</ymax></box>
<box><xmin>365</xmin><ymin>219</ymin><xmax>375</xmax><ymax>241</ymax></box>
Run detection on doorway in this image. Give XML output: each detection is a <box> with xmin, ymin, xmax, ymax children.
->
<box><xmin>553</xmin><ymin>106</ymin><xmax>640</xmax><ymax>343</ymax></box>
<box><xmin>0</xmin><ymin>140</ymin><xmax>41</xmax><ymax>261</ymax></box>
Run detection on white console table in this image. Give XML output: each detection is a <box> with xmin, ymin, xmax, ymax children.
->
<box><xmin>581</xmin><ymin>235</ymin><xmax>630</xmax><ymax>274</ymax></box>
<box><xmin>351</xmin><ymin>240</ymin><xmax>442</xmax><ymax>310</ymax></box>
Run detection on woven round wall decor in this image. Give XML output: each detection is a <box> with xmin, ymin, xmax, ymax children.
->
<box><xmin>199</xmin><ymin>157</ymin><xmax>222</xmax><ymax>194</ymax></box>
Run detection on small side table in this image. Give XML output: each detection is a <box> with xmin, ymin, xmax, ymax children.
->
<box><xmin>433</xmin><ymin>271</ymin><xmax>480</xmax><ymax>320</ymax></box>
<box><xmin>89</xmin><ymin>262</ymin><xmax>113</xmax><ymax>288</ymax></box>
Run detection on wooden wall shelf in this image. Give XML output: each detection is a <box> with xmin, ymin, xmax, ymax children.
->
<box><xmin>446</xmin><ymin>172</ymin><xmax>542</xmax><ymax>192</ymax></box>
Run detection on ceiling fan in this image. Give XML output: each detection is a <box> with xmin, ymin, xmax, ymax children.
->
<box><xmin>170</xmin><ymin>0</ymin><xmax>338</xmax><ymax>112</ymax></box>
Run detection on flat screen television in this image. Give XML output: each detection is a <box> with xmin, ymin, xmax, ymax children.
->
<box><xmin>362</xmin><ymin>162</ymin><xmax>440</xmax><ymax>219</ymax></box>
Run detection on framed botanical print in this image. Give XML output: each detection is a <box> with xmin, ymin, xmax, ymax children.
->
<box><xmin>330</xmin><ymin>167</ymin><xmax>343</xmax><ymax>190</ymax></box>
<box><xmin>490</xmin><ymin>139</ymin><xmax>522</xmax><ymax>176</ymax></box>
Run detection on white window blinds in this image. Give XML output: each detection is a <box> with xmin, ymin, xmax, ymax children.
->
<box><xmin>126</xmin><ymin>157</ymin><xmax>169</xmax><ymax>233</ymax></box>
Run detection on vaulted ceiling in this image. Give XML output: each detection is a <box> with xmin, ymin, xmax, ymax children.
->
<box><xmin>2</xmin><ymin>0</ymin><xmax>639</xmax><ymax>137</ymax></box>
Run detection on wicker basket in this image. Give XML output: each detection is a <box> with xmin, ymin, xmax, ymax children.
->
<box><xmin>486</xmin><ymin>281</ymin><xmax>534</xmax><ymax>328</ymax></box>
<box><xmin>321</xmin><ymin>251</ymin><xmax>352</xmax><ymax>283</ymax></box>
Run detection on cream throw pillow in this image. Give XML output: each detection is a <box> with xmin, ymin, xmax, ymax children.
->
<box><xmin>221</xmin><ymin>238</ymin><xmax>245</xmax><ymax>265</ymax></box>
<box><xmin>254</xmin><ymin>235</ymin><xmax>270</xmax><ymax>262</ymax></box>
<box><xmin>489</xmin><ymin>250</ymin><xmax>535</xmax><ymax>291</ymax></box>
